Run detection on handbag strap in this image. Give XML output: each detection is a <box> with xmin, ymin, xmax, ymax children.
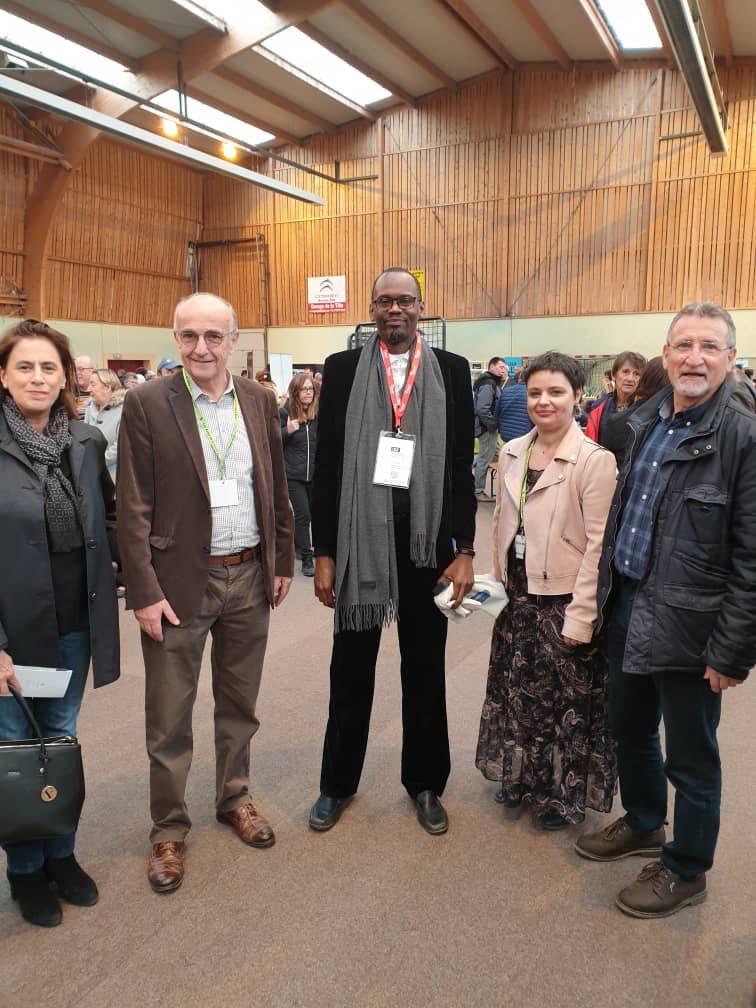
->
<box><xmin>7</xmin><ymin>684</ymin><xmax>49</xmax><ymax>764</ymax></box>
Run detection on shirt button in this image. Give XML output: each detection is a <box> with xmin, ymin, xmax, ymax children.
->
<box><xmin>667</xmin><ymin>429</ymin><xmax>674</xmax><ymax>435</ymax></box>
<box><xmin>624</xmin><ymin>560</ymin><xmax>629</xmax><ymax>566</ymax></box>
<box><xmin>686</xmin><ymin>421</ymin><xmax>691</xmax><ymax>426</ymax></box>
<box><xmin>89</xmin><ymin>592</ymin><xmax>96</xmax><ymax>600</ymax></box>
<box><xmin>706</xmin><ymin>444</ymin><xmax>712</xmax><ymax>450</ymax></box>
<box><xmin>693</xmin><ymin>449</ymin><xmax>700</xmax><ymax>455</ymax></box>
<box><xmin>631</xmin><ymin>528</ymin><xmax>636</xmax><ymax>533</ymax></box>
<box><xmin>652</xmin><ymin>461</ymin><xmax>657</xmax><ymax>467</ymax></box>
<box><xmin>558</xmin><ymin>474</ymin><xmax>564</xmax><ymax>480</ymax></box>
<box><xmin>641</xmin><ymin>494</ymin><xmax>647</xmax><ymax>501</ymax></box>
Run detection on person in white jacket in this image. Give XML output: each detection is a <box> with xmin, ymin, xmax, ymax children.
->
<box><xmin>83</xmin><ymin>369</ymin><xmax>124</xmax><ymax>479</ymax></box>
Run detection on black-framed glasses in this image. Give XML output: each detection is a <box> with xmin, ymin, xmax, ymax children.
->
<box><xmin>177</xmin><ymin>329</ymin><xmax>233</xmax><ymax>347</ymax></box>
<box><xmin>372</xmin><ymin>295</ymin><xmax>418</xmax><ymax>309</ymax></box>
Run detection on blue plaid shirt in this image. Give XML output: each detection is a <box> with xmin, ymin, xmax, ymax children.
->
<box><xmin>614</xmin><ymin>397</ymin><xmax>708</xmax><ymax>580</ymax></box>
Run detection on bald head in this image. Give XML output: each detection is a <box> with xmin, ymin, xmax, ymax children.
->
<box><xmin>173</xmin><ymin>292</ymin><xmax>237</xmax><ymax>334</ymax></box>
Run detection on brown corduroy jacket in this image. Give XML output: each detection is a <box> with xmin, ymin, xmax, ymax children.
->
<box><xmin>116</xmin><ymin>370</ymin><xmax>293</xmax><ymax>621</ymax></box>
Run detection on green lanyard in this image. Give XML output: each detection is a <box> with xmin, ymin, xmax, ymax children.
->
<box><xmin>518</xmin><ymin>439</ymin><xmax>536</xmax><ymax>530</ymax></box>
<box><xmin>183</xmin><ymin>368</ymin><xmax>239</xmax><ymax>476</ymax></box>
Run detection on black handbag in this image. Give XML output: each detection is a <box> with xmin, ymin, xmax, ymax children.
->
<box><xmin>0</xmin><ymin>685</ymin><xmax>85</xmax><ymax>844</ymax></box>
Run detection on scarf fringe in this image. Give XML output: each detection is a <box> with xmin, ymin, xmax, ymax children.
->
<box><xmin>335</xmin><ymin>598</ymin><xmax>399</xmax><ymax>634</ymax></box>
<box><xmin>410</xmin><ymin>531</ymin><xmax>436</xmax><ymax>568</ymax></box>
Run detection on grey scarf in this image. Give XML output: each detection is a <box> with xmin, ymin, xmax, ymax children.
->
<box><xmin>2</xmin><ymin>397</ymin><xmax>83</xmax><ymax>553</ymax></box>
<box><xmin>335</xmin><ymin>334</ymin><xmax>446</xmax><ymax>633</ymax></box>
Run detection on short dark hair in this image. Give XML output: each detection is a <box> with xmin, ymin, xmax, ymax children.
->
<box><xmin>611</xmin><ymin>351</ymin><xmax>646</xmax><ymax>376</ymax></box>
<box><xmin>522</xmin><ymin>351</ymin><xmax>584</xmax><ymax>395</ymax></box>
<box><xmin>488</xmin><ymin>356</ymin><xmax>504</xmax><ymax>369</ymax></box>
<box><xmin>371</xmin><ymin>268</ymin><xmax>422</xmax><ymax>301</ymax></box>
<box><xmin>0</xmin><ymin>319</ymin><xmax>77</xmax><ymax>419</ymax></box>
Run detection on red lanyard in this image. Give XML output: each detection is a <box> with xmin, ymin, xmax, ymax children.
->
<box><xmin>379</xmin><ymin>336</ymin><xmax>422</xmax><ymax>431</ymax></box>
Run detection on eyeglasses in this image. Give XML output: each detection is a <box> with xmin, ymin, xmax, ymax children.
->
<box><xmin>77</xmin><ymin>366</ymin><xmax>95</xmax><ymax>372</ymax></box>
<box><xmin>372</xmin><ymin>295</ymin><xmax>418</xmax><ymax>309</ymax></box>
<box><xmin>667</xmin><ymin>340</ymin><xmax>731</xmax><ymax>357</ymax></box>
<box><xmin>177</xmin><ymin>329</ymin><xmax>232</xmax><ymax>347</ymax></box>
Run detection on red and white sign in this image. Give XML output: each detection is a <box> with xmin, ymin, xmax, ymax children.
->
<box><xmin>307</xmin><ymin>275</ymin><xmax>346</xmax><ymax>313</ymax></box>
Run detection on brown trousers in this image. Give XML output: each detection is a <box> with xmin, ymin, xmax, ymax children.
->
<box><xmin>141</xmin><ymin>557</ymin><xmax>270</xmax><ymax>842</ymax></box>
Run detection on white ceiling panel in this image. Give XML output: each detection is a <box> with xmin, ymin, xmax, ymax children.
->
<box><xmin>309</xmin><ymin>6</ymin><xmax>444</xmax><ymax>96</ymax></box>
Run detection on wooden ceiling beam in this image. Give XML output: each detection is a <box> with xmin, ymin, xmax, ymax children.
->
<box><xmin>298</xmin><ymin>21</ymin><xmax>417</xmax><ymax>107</ymax></box>
<box><xmin>510</xmin><ymin>0</ymin><xmax>570</xmax><ymax>70</ymax></box>
<box><xmin>711</xmin><ymin>0</ymin><xmax>734</xmax><ymax>67</ymax></box>
<box><xmin>213</xmin><ymin>64</ymin><xmax>337</xmax><ymax>133</ymax></box>
<box><xmin>341</xmin><ymin>0</ymin><xmax>457</xmax><ymax>88</ymax></box>
<box><xmin>252</xmin><ymin>44</ymin><xmax>375</xmax><ymax>120</ymax></box>
<box><xmin>441</xmin><ymin>0</ymin><xmax>518</xmax><ymax>70</ymax></box>
<box><xmin>0</xmin><ymin>0</ymin><xmax>137</xmax><ymax>69</ymax></box>
<box><xmin>577</xmin><ymin>0</ymin><xmax>622</xmax><ymax>70</ymax></box>
<box><xmin>71</xmin><ymin>0</ymin><xmax>177</xmax><ymax>51</ymax></box>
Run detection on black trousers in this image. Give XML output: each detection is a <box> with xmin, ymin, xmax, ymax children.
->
<box><xmin>288</xmin><ymin>479</ymin><xmax>313</xmax><ymax>557</ymax></box>
<box><xmin>320</xmin><ymin>515</ymin><xmax>451</xmax><ymax>799</ymax></box>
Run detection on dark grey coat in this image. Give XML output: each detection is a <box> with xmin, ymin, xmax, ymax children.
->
<box><xmin>0</xmin><ymin>413</ymin><xmax>120</xmax><ymax>688</ymax></box>
<box><xmin>596</xmin><ymin>379</ymin><xmax>756</xmax><ymax>681</ymax></box>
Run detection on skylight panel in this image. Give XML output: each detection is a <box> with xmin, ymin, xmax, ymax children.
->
<box><xmin>151</xmin><ymin>90</ymin><xmax>274</xmax><ymax>146</ymax></box>
<box><xmin>262</xmin><ymin>27</ymin><xmax>391</xmax><ymax>106</ymax></box>
<box><xmin>597</xmin><ymin>0</ymin><xmax>662</xmax><ymax>50</ymax></box>
<box><xmin>0</xmin><ymin>10</ymin><xmax>129</xmax><ymax>84</ymax></box>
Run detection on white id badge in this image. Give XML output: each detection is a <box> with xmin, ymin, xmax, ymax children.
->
<box><xmin>209</xmin><ymin>479</ymin><xmax>239</xmax><ymax>508</ymax></box>
<box><xmin>514</xmin><ymin>532</ymin><xmax>526</xmax><ymax>559</ymax></box>
<box><xmin>372</xmin><ymin>431</ymin><xmax>416</xmax><ymax>489</ymax></box>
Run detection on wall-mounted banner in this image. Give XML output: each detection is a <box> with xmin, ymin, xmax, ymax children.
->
<box><xmin>307</xmin><ymin>275</ymin><xmax>347</xmax><ymax>313</ymax></box>
<box><xmin>409</xmin><ymin>270</ymin><xmax>425</xmax><ymax>300</ymax></box>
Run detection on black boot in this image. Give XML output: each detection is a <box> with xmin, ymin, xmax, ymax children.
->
<box><xmin>44</xmin><ymin>855</ymin><xmax>98</xmax><ymax>906</ymax></box>
<box><xmin>7</xmin><ymin>870</ymin><xmax>62</xmax><ymax>927</ymax></box>
<box><xmin>301</xmin><ymin>551</ymin><xmax>314</xmax><ymax>577</ymax></box>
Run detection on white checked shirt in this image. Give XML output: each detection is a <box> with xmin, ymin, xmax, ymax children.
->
<box><xmin>185</xmin><ymin>371</ymin><xmax>260</xmax><ymax>553</ymax></box>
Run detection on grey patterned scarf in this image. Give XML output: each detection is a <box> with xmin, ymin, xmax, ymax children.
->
<box><xmin>2</xmin><ymin>398</ymin><xmax>83</xmax><ymax>552</ymax></box>
<box><xmin>335</xmin><ymin>334</ymin><xmax>446</xmax><ymax>633</ymax></box>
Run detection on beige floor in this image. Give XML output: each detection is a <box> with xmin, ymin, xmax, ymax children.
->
<box><xmin>1</xmin><ymin>505</ymin><xmax>754</xmax><ymax>1008</ymax></box>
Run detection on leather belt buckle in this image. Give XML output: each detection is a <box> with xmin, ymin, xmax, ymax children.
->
<box><xmin>208</xmin><ymin>546</ymin><xmax>258</xmax><ymax>567</ymax></box>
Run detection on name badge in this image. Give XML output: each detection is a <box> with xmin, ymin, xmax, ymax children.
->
<box><xmin>373</xmin><ymin>431</ymin><xmax>416</xmax><ymax>489</ymax></box>
<box><xmin>209</xmin><ymin>479</ymin><xmax>239</xmax><ymax>508</ymax></box>
<box><xmin>514</xmin><ymin>532</ymin><xmax>526</xmax><ymax>560</ymax></box>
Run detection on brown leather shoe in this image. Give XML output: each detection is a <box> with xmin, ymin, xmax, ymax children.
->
<box><xmin>147</xmin><ymin>841</ymin><xmax>185</xmax><ymax>894</ymax></box>
<box><xmin>217</xmin><ymin>803</ymin><xmax>275</xmax><ymax>848</ymax></box>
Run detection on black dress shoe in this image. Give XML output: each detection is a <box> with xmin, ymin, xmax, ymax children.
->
<box><xmin>44</xmin><ymin>855</ymin><xmax>98</xmax><ymax>906</ymax></box>
<box><xmin>415</xmin><ymin>790</ymin><xmax>448</xmax><ymax>835</ymax></box>
<box><xmin>7</xmin><ymin>870</ymin><xmax>62</xmax><ymax>927</ymax></box>
<box><xmin>309</xmin><ymin>793</ymin><xmax>351</xmax><ymax>831</ymax></box>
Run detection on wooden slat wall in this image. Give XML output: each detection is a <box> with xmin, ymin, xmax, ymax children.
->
<box><xmin>202</xmin><ymin>65</ymin><xmax>756</xmax><ymax>328</ymax></box>
<box><xmin>0</xmin><ymin>107</ymin><xmax>29</xmax><ymax>314</ymax></box>
<box><xmin>43</xmin><ymin>138</ymin><xmax>202</xmax><ymax>326</ymax></box>
<box><xmin>5</xmin><ymin>63</ymin><xmax>756</xmax><ymax>329</ymax></box>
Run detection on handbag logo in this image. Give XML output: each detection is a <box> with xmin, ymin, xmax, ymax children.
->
<box><xmin>41</xmin><ymin>785</ymin><xmax>58</xmax><ymax>802</ymax></box>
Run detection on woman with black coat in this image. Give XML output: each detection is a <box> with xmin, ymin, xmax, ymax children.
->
<box><xmin>0</xmin><ymin>320</ymin><xmax>119</xmax><ymax>928</ymax></box>
<box><xmin>280</xmin><ymin>373</ymin><xmax>319</xmax><ymax>576</ymax></box>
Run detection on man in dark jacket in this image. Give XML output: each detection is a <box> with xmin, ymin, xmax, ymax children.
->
<box><xmin>473</xmin><ymin>357</ymin><xmax>507</xmax><ymax>498</ymax></box>
<box><xmin>309</xmin><ymin>268</ymin><xmax>476</xmax><ymax>836</ymax></box>
<box><xmin>576</xmin><ymin>302</ymin><xmax>756</xmax><ymax>919</ymax></box>
<box><xmin>496</xmin><ymin>371</ymin><xmax>532</xmax><ymax>442</ymax></box>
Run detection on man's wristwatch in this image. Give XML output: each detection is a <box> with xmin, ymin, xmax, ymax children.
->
<box><xmin>455</xmin><ymin>546</ymin><xmax>475</xmax><ymax>558</ymax></box>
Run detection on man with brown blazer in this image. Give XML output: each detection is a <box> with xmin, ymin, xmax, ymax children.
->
<box><xmin>117</xmin><ymin>292</ymin><xmax>294</xmax><ymax>893</ymax></box>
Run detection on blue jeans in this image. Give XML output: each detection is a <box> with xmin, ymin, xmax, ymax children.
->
<box><xmin>0</xmin><ymin>630</ymin><xmax>91</xmax><ymax>874</ymax></box>
<box><xmin>607</xmin><ymin>577</ymin><xmax>722</xmax><ymax>879</ymax></box>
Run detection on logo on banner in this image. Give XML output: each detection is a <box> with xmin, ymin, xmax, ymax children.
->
<box><xmin>307</xmin><ymin>275</ymin><xmax>347</xmax><ymax>313</ymax></box>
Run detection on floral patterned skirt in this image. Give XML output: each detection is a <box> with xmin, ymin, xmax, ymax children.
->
<box><xmin>475</xmin><ymin>555</ymin><xmax>617</xmax><ymax>823</ymax></box>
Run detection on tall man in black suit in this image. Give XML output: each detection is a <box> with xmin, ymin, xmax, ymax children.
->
<box><xmin>309</xmin><ymin>268</ymin><xmax>476</xmax><ymax>835</ymax></box>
